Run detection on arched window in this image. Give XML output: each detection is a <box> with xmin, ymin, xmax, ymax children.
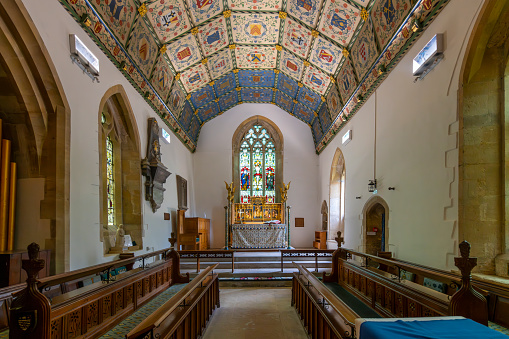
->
<box><xmin>233</xmin><ymin>116</ymin><xmax>283</xmax><ymax>203</ymax></box>
<box><xmin>99</xmin><ymin>86</ymin><xmax>142</xmax><ymax>254</ymax></box>
<box><xmin>239</xmin><ymin>125</ymin><xmax>276</xmax><ymax>203</ymax></box>
<box><xmin>329</xmin><ymin>148</ymin><xmax>345</xmax><ymax>248</ymax></box>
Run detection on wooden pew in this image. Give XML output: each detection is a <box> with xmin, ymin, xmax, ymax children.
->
<box><xmin>292</xmin><ymin>262</ymin><xmax>358</xmax><ymax>338</ymax></box>
<box><xmin>127</xmin><ymin>263</ymin><xmax>220</xmax><ymax>339</ymax></box>
<box><xmin>1</xmin><ymin>245</ymin><xmax>190</xmax><ymax>338</ymax></box>
<box><xmin>324</xmin><ymin>241</ymin><xmax>494</xmax><ymax>326</ymax></box>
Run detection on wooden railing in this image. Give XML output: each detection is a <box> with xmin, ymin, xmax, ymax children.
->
<box><xmin>293</xmin><ymin>262</ymin><xmax>357</xmax><ymax>338</ymax></box>
<box><xmin>127</xmin><ymin>263</ymin><xmax>220</xmax><ymax>338</ymax></box>
<box><xmin>1</xmin><ymin>246</ymin><xmax>190</xmax><ymax>338</ymax></box>
<box><xmin>324</xmin><ymin>242</ymin><xmax>491</xmax><ymax>325</ymax></box>
<box><xmin>178</xmin><ymin>250</ymin><xmax>234</xmax><ymax>273</ymax></box>
<box><xmin>281</xmin><ymin>249</ymin><xmax>334</xmax><ymax>272</ymax></box>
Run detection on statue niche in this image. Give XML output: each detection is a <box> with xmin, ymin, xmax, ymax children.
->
<box><xmin>141</xmin><ymin>118</ymin><xmax>171</xmax><ymax>212</ymax></box>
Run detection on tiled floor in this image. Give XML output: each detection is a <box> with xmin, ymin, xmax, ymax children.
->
<box><xmin>202</xmin><ymin>287</ymin><xmax>308</xmax><ymax>339</ymax></box>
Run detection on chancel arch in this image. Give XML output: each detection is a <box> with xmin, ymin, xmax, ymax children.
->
<box><xmin>459</xmin><ymin>0</ymin><xmax>509</xmax><ymax>275</ymax></box>
<box><xmin>98</xmin><ymin>85</ymin><xmax>142</xmax><ymax>254</ymax></box>
<box><xmin>232</xmin><ymin>116</ymin><xmax>283</xmax><ymax>203</ymax></box>
<box><xmin>329</xmin><ymin>147</ymin><xmax>345</xmax><ymax>249</ymax></box>
<box><xmin>361</xmin><ymin>196</ymin><xmax>389</xmax><ymax>256</ymax></box>
<box><xmin>0</xmin><ymin>0</ymin><xmax>70</xmax><ymax>273</ymax></box>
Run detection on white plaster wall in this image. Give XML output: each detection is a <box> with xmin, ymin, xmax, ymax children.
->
<box><xmin>22</xmin><ymin>0</ymin><xmax>195</xmax><ymax>270</ymax></box>
<box><xmin>318</xmin><ymin>0</ymin><xmax>483</xmax><ymax>270</ymax></box>
<box><xmin>193</xmin><ymin>103</ymin><xmax>320</xmax><ymax>248</ymax></box>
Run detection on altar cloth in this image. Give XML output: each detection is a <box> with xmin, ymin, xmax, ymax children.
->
<box><xmin>356</xmin><ymin>316</ymin><xmax>507</xmax><ymax>339</ymax></box>
<box><xmin>231</xmin><ymin>224</ymin><xmax>286</xmax><ymax>248</ymax></box>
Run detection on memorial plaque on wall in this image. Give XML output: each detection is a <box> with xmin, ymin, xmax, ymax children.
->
<box><xmin>177</xmin><ymin>175</ymin><xmax>188</xmax><ymax>210</ymax></box>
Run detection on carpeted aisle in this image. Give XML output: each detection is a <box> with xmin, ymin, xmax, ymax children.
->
<box><xmin>100</xmin><ymin>283</ymin><xmax>187</xmax><ymax>338</ymax></box>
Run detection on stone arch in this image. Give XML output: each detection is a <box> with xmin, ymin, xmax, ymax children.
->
<box><xmin>361</xmin><ymin>196</ymin><xmax>389</xmax><ymax>256</ymax></box>
<box><xmin>232</xmin><ymin>115</ymin><xmax>284</xmax><ymax>202</ymax></box>
<box><xmin>98</xmin><ymin>85</ymin><xmax>142</xmax><ymax>254</ymax></box>
<box><xmin>0</xmin><ymin>0</ymin><xmax>70</xmax><ymax>273</ymax></box>
<box><xmin>458</xmin><ymin>0</ymin><xmax>509</xmax><ymax>275</ymax></box>
<box><xmin>329</xmin><ymin>147</ymin><xmax>345</xmax><ymax>248</ymax></box>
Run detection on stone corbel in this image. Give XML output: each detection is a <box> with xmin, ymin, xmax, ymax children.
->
<box><xmin>142</xmin><ymin>118</ymin><xmax>171</xmax><ymax>212</ymax></box>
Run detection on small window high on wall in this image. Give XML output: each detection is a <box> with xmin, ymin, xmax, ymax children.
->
<box><xmin>233</xmin><ymin>116</ymin><xmax>283</xmax><ymax>204</ymax></box>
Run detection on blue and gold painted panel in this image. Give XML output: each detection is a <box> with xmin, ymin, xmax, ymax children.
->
<box><xmin>337</xmin><ymin>59</ymin><xmax>357</xmax><ymax>103</ymax></box>
<box><xmin>166</xmin><ymin>33</ymin><xmax>202</xmax><ymax>72</ymax></box>
<box><xmin>208</xmin><ymin>49</ymin><xmax>234</xmax><ymax>80</ymax></box>
<box><xmin>317</xmin><ymin>0</ymin><xmax>361</xmax><ymax>46</ymax></box>
<box><xmin>186</xmin><ymin>0</ymin><xmax>224</xmax><ymax>26</ymax></box>
<box><xmin>351</xmin><ymin>21</ymin><xmax>379</xmax><ymax>80</ymax></box>
<box><xmin>167</xmin><ymin>84</ymin><xmax>186</xmax><ymax>119</ymax></box>
<box><xmin>293</xmin><ymin>102</ymin><xmax>315</xmax><ymax>124</ymax></box>
<box><xmin>150</xmin><ymin>56</ymin><xmax>174</xmax><ymax>101</ymax></box>
<box><xmin>327</xmin><ymin>83</ymin><xmax>342</xmax><ymax>120</ymax></box>
<box><xmin>241</xmin><ymin>88</ymin><xmax>273</xmax><ymax>102</ymax></box>
<box><xmin>146</xmin><ymin>0</ymin><xmax>192</xmax><ymax>43</ymax></box>
<box><xmin>309</xmin><ymin>36</ymin><xmax>343</xmax><ymax>75</ymax></box>
<box><xmin>275</xmin><ymin>91</ymin><xmax>294</xmax><ymax>112</ymax></box>
<box><xmin>197</xmin><ymin>100</ymin><xmax>220</xmax><ymax>122</ymax></box>
<box><xmin>197</xmin><ymin>16</ymin><xmax>229</xmax><ymax>57</ymax></box>
<box><xmin>282</xmin><ymin>18</ymin><xmax>312</xmax><ymax>58</ymax></box>
<box><xmin>227</xmin><ymin>0</ymin><xmax>282</xmax><ymax>11</ymax></box>
<box><xmin>235</xmin><ymin>46</ymin><xmax>277</xmax><ymax>69</ymax></box>
<box><xmin>238</xmin><ymin>70</ymin><xmax>275</xmax><ymax>87</ymax></box>
<box><xmin>180</xmin><ymin>63</ymin><xmax>211</xmax><ymax>93</ymax></box>
<box><xmin>126</xmin><ymin>18</ymin><xmax>158</xmax><ymax>78</ymax></box>
<box><xmin>302</xmin><ymin>65</ymin><xmax>330</xmax><ymax>95</ymax></box>
<box><xmin>231</xmin><ymin>13</ymin><xmax>280</xmax><ymax>44</ymax></box>
<box><xmin>188</xmin><ymin>116</ymin><xmax>201</xmax><ymax>141</ymax></box>
<box><xmin>280</xmin><ymin>49</ymin><xmax>304</xmax><ymax>82</ymax></box>
<box><xmin>218</xmin><ymin>90</ymin><xmax>238</xmax><ymax>112</ymax></box>
<box><xmin>286</xmin><ymin>0</ymin><xmax>324</xmax><ymax>27</ymax></box>
<box><xmin>312</xmin><ymin>118</ymin><xmax>323</xmax><ymax>144</ymax></box>
<box><xmin>371</xmin><ymin>0</ymin><xmax>412</xmax><ymax>48</ymax></box>
<box><xmin>93</xmin><ymin>0</ymin><xmax>137</xmax><ymax>46</ymax></box>
<box><xmin>297</xmin><ymin>86</ymin><xmax>321</xmax><ymax>111</ymax></box>
<box><xmin>190</xmin><ymin>85</ymin><xmax>215</xmax><ymax>108</ymax></box>
<box><xmin>214</xmin><ymin>73</ymin><xmax>237</xmax><ymax>97</ymax></box>
<box><xmin>318</xmin><ymin>104</ymin><xmax>331</xmax><ymax>131</ymax></box>
<box><xmin>179</xmin><ymin>101</ymin><xmax>194</xmax><ymax>130</ymax></box>
<box><xmin>277</xmin><ymin>73</ymin><xmax>299</xmax><ymax>99</ymax></box>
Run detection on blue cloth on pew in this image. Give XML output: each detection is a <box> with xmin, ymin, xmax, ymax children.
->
<box><xmin>359</xmin><ymin>318</ymin><xmax>508</xmax><ymax>339</ymax></box>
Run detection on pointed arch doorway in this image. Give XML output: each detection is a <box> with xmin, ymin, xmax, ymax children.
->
<box><xmin>362</xmin><ymin>196</ymin><xmax>389</xmax><ymax>256</ymax></box>
<box><xmin>329</xmin><ymin>148</ymin><xmax>345</xmax><ymax>249</ymax></box>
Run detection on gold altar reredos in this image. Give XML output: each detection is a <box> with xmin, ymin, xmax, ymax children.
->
<box><xmin>232</xmin><ymin>197</ymin><xmax>284</xmax><ymax>224</ymax></box>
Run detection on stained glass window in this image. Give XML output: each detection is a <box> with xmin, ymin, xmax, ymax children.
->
<box><xmin>106</xmin><ymin>136</ymin><xmax>115</xmax><ymax>226</ymax></box>
<box><xmin>239</xmin><ymin>125</ymin><xmax>277</xmax><ymax>203</ymax></box>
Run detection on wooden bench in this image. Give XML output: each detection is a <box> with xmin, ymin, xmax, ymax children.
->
<box><xmin>127</xmin><ymin>264</ymin><xmax>220</xmax><ymax>339</ymax></box>
<box><xmin>1</xmin><ymin>246</ymin><xmax>190</xmax><ymax>338</ymax></box>
<box><xmin>293</xmin><ymin>263</ymin><xmax>358</xmax><ymax>338</ymax></box>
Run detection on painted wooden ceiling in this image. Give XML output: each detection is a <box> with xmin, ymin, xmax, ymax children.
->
<box><xmin>60</xmin><ymin>0</ymin><xmax>448</xmax><ymax>152</ymax></box>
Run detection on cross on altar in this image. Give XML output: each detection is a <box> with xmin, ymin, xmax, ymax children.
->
<box><xmin>335</xmin><ymin>231</ymin><xmax>344</xmax><ymax>247</ymax></box>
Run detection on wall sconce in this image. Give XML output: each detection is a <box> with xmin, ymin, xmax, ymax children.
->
<box><xmin>368</xmin><ymin>179</ymin><xmax>377</xmax><ymax>193</ymax></box>
<box><xmin>388</xmin><ymin>187</ymin><xmax>395</xmax><ymax>191</ymax></box>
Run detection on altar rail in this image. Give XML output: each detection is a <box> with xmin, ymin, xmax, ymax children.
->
<box><xmin>178</xmin><ymin>250</ymin><xmax>234</xmax><ymax>273</ymax></box>
<box><xmin>0</xmin><ymin>247</ymin><xmax>189</xmax><ymax>338</ymax></box>
<box><xmin>324</xmin><ymin>246</ymin><xmax>500</xmax><ymax>325</ymax></box>
<box><xmin>292</xmin><ymin>263</ymin><xmax>357</xmax><ymax>338</ymax></box>
<box><xmin>127</xmin><ymin>264</ymin><xmax>219</xmax><ymax>339</ymax></box>
<box><xmin>281</xmin><ymin>249</ymin><xmax>334</xmax><ymax>272</ymax></box>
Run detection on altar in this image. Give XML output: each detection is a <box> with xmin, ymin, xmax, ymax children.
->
<box><xmin>231</xmin><ymin>224</ymin><xmax>287</xmax><ymax>249</ymax></box>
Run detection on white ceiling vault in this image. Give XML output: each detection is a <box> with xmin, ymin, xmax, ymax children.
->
<box><xmin>59</xmin><ymin>0</ymin><xmax>449</xmax><ymax>153</ymax></box>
